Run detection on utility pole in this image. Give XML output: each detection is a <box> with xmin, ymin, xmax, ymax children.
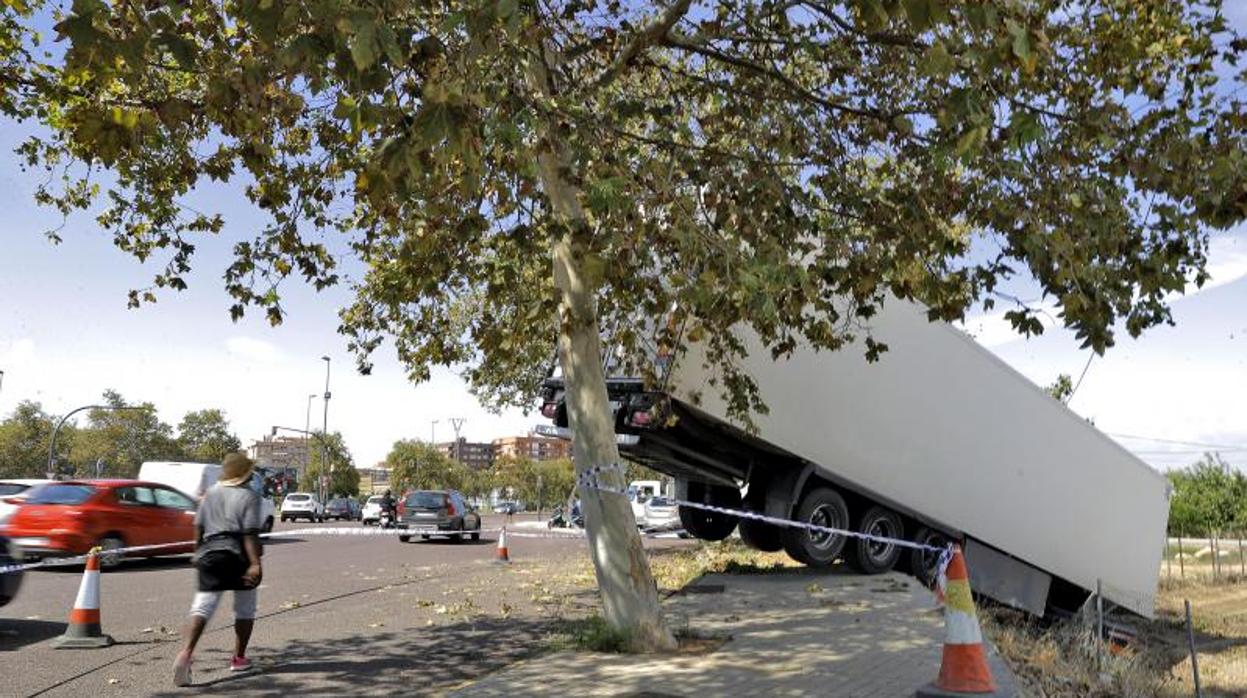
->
<box><xmin>304</xmin><ymin>393</ymin><xmax>317</xmax><ymax>481</ymax></box>
<box><xmin>430</xmin><ymin>419</ymin><xmax>439</xmax><ymax>445</ymax></box>
<box><xmin>320</xmin><ymin>356</ymin><xmax>331</xmax><ymax>503</ymax></box>
<box><xmin>449</xmin><ymin>418</ymin><xmax>466</xmax><ymax>464</ymax></box>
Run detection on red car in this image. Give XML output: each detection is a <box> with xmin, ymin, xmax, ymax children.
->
<box><xmin>6</xmin><ymin>480</ymin><xmax>197</xmax><ymax>569</ymax></box>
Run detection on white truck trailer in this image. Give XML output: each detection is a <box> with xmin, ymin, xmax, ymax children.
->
<box><xmin>538</xmin><ymin>299</ymin><xmax>1170</xmax><ymax>617</ymax></box>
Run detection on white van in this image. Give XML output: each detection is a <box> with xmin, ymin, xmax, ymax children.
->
<box><xmin>626</xmin><ymin>480</ymin><xmax>661</xmax><ymax>523</ymax></box>
<box><xmin>138</xmin><ymin>461</ymin><xmax>277</xmax><ymax>532</ymax></box>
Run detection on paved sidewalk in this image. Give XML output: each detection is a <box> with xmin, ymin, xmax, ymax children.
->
<box><xmin>451</xmin><ymin>568</ymin><xmax>1019</xmax><ymax>697</ymax></box>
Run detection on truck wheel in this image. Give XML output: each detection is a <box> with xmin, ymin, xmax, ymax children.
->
<box><xmin>909</xmin><ymin>527</ymin><xmax>953</xmax><ymax>588</ymax></box>
<box><xmin>677</xmin><ymin>482</ymin><xmax>740</xmax><ymax>541</ymax></box>
<box><xmin>738</xmin><ymin>519</ymin><xmax>783</xmax><ymax>552</ymax></box>
<box><xmin>782</xmin><ymin>487</ymin><xmax>849</xmax><ymax>567</ymax></box>
<box><xmin>847</xmin><ymin>506</ymin><xmax>904</xmax><ymax>574</ymax></box>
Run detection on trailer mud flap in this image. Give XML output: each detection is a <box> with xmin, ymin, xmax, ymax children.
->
<box><xmin>965</xmin><ymin>538</ymin><xmax>1051</xmax><ymax>617</ymax></box>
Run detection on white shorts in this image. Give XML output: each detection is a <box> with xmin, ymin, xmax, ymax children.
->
<box><xmin>190</xmin><ymin>589</ymin><xmax>258</xmax><ymax>621</ymax></box>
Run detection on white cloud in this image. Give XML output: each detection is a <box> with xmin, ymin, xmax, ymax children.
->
<box><xmin>1195</xmin><ymin>233</ymin><xmax>1247</xmax><ymax>294</ymax></box>
<box><xmin>225</xmin><ymin>337</ymin><xmax>283</xmax><ymax>363</ymax></box>
<box><xmin>0</xmin><ymin>337</ymin><xmax>36</xmax><ymax>366</ymax></box>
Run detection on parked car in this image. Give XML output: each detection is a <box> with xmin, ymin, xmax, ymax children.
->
<box><xmin>641</xmin><ymin>496</ymin><xmax>679</xmax><ymax>530</ymax></box>
<box><xmin>324</xmin><ymin>498</ymin><xmax>354</xmax><ymax>521</ymax></box>
<box><xmin>5</xmin><ymin>480</ymin><xmax>197</xmax><ymax>569</ymax></box>
<box><xmin>348</xmin><ymin>498</ymin><xmax>362</xmax><ymax>521</ymax></box>
<box><xmin>361</xmin><ymin>495</ymin><xmax>385</xmax><ymax>525</ymax></box>
<box><xmin>494</xmin><ymin>501</ymin><xmax>522</xmax><ymax>515</ymax></box>
<box><xmin>0</xmin><ymin>535</ymin><xmax>23</xmax><ymax>607</ymax></box>
<box><xmin>280</xmin><ymin>493</ymin><xmax>324</xmax><ymax>522</ymax></box>
<box><xmin>398</xmin><ymin>490</ymin><xmax>482</xmax><ymax>543</ymax></box>
<box><xmin>0</xmin><ymin>479</ymin><xmax>53</xmax><ymax>527</ymax></box>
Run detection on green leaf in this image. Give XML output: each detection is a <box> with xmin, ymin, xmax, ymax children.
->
<box><xmin>924</xmin><ymin>41</ymin><xmax>955</xmax><ymax>75</ymax></box>
<box><xmin>349</xmin><ymin>18</ymin><xmax>378</xmax><ymax>70</ymax></box>
<box><xmin>902</xmin><ymin>0</ymin><xmax>931</xmax><ymax>32</ymax></box>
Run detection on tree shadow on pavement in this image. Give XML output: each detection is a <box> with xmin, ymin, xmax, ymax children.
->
<box><xmin>146</xmin><ymin>616</ymin><xmax>559</xmax><ymax>697</ymax></box>
<box><xmin>0</xmin><ymin>618</ymin><xmax>62</xmax><ymax>651</ymax></box>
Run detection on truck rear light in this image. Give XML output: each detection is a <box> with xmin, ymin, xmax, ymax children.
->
<box><xmin>628</xmin><ymin>409</ymin><xmax>654</xmax><ymax>427</ymax></box>
<box><xmin>540</xmin><ymin>402</ymin><xmax>558</xmax><ymax>419</ymax></box>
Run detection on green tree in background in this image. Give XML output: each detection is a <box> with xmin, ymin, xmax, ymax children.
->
<box><xmin>388</xmin><ymin>440</ymin><xmax>468</xmax><ymax>493</ymax></box>
<box><xmin>1167</xmin><ymin>453</ymin><xmax>1247</xmax><ymax>535</ymax></box>
<box><xmin>5</xmin><ymin>0</ymin><xmax>1243</xmax><ymax>648</ymax></box>
<box><xmin>0</xmin><ymin>401</ymin><xmax>65</xmax><ymax>478</ymax></box>
<box><xmin>176</xmin><ymin>409</ymin><xmax>242</xmax><ymax>464</ymax></box>
<box><xmin>72</xmin><ymin>390</ymin><xmax>179</xmax><ymax>477</ymax></box>
<box><xmin>299</xmin><ymin>431</ymin><xmax>359</xmax><ymax>497</ymax></box>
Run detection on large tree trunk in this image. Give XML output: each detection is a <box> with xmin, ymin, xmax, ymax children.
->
<box><xmin>525</xmin><ymin>37</ymin><xmax>677</xmax><ymax>653</ymax></box>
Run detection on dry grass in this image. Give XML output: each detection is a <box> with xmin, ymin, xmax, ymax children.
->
<box><xmin>985</xmin><ymin>576</ymin><xmax>1247</xmax><ymax>698</ymax></box>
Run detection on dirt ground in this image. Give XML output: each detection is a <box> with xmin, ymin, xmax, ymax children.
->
<box><xmin>985</xmin><ymin>574</ymin><xmax>1247</xmax><ymax>697</ymax></box>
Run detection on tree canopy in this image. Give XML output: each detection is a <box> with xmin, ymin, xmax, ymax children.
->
<box><xmin>0</xmin><ymin>0</ymin><xmax>1240</xmax><ymax>417</ymax></box>
<box><xmin>176</xmin><ymin>408</ymin><xmax>243</xmax><ymax>463</ymax></box>
<box><xmin>299</xmin><ymin>430</ymin><xmax>360</xmax><ymax>496</ymax></box>
<box><xmin>1167</xmin><ymin>453</ymin><xmax>1247</xmax><ymax>535</ymax></box>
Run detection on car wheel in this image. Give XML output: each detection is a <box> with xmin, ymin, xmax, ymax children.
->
<box><xmin>738</xmin><ymin>519</ymin><xmax>784</xmax><ymax>552</ymax></box>
<box><xmin>420</xmin><ymin>535</ymin><xmax>430</xmax><ymax>541</ymax></box>
<box><xmin>847</xmin><ymin>506</ymin><xmax>904</xmax><ymax>575</ymax></box>
<box><xmin>262</xmin><ymin>517</ymin><xmax>274</xmax><ymax>533</ymax></box>
<box><xmin>399</xmin><ymin>535</ymin><xmax>411</xmax><ymax>543</ymax></box>
<box><xmin>97</xmin><ymin>535</ymin><xmax>126</xmax><ymax>570</ymax></box>
<box><xmin>908</xmin><ymin>527</ymin><xmax>953</xmax><ymax>588</ymax></box>
<box><xmin>782</xmin><ymin>487</ymin><xmax>850</xmax><ymax>567</ymax></box>
<box><xmin>677</xmin><ymin>482</ymin><xmax>740</xmax><ymax>541</ymax></box>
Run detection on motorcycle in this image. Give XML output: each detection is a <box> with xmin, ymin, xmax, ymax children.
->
<box><xmin>379</xmin><ymin>510</ymin><xmax>395</xmax><ymax>529</ymax></box>
<box><xmin>547</xmin><ymin>506</ymin><xmax>584</xmax><ymax>529</ymax></box>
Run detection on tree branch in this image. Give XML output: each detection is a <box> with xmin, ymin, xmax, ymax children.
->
<box><xmin>591</xmin><ymin>0</ymin><xmax>693</xmax><ymax>90</ymax></box>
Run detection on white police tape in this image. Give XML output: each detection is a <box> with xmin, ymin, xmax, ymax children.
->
<box><xmin>0</xmin><ymin>524</ymin><xmax>593</xmax><ymax>574</ymax></box>
<box><xmin>576</xmin><ymin>462</ymin><xmax>954</xmax><ymax>581</ymax></box>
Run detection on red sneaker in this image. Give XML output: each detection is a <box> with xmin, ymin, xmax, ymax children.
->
<box><xmin>230</xmin><ymin>656</ymin><xmax>254</xmax><ymax>672</ymax></box>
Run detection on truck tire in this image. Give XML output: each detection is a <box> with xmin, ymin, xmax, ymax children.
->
<box><xmin>782</xmin><ymin>487</ymin><xmax>849</xmax><ymax>567</ymax></box>
<box><xmin>909</xmin><ymin>527</ymin><xmax>953</xmax><ymax>588</ymax></box>
<box><xmin>677</xmin><ymin>481</ymin><xmax>740</xmax><ymax>541</ymax></box>
<box><xmin>738</xmin><ymin>519</ymin><xmax>783</xmax><ymax>552</ymax></box>
<box><xmin>847</xmin><ymin>506</ymin><xmax>904</xmax><ymax>574</ymax></box>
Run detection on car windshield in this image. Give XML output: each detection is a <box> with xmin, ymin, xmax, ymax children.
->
<box><xmin>329</xmin><ymin>499</ymin><xmax>347</xmax><ymax>507</ymax></box>
<box><xmin>0</xmin><ymin>483</ymin><xmax>30</xmax><ymax>496</ymax></box>
<box><xmin>366</xmin><ymin>497</ymin><xmax>383</xmax><ymax>504</ymax></box>
<box><xmin>649</xmin><ymin>497</ymin><xmax>671</xmax><ymax>507</ymax></box>
<box><xmin>286</xmin><ymin>494</ymin><xmax>310</xmax><ymax>502</ymax></box>
<box><xmin>406</xmin><ymin>491</ymin><xmax>445</xmax><ymax>509</ymax></box>
<box><xmin>27</xmin><ymin>484</ymin><xmax>95</xmax><ymax>505</ymax></box>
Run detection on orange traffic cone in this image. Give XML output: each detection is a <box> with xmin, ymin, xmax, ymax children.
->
<box><xmin>916</xmin><ymin>545</ymin><xmax>1000</xmax><ymax>696</ymax></box>
<box><xmin>52</xmin><ymin>548</ymin><xmax>115</xmax><ymax>649</ymax></box>
<box><xmin>495</xmin><ymin>527</ymin><xmax>511</xmax><ymax>564</ymax></box>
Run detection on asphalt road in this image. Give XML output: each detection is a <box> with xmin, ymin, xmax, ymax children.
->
<box><xmin>1</xmin><ymin>514</ymin><xmax>685</xmax><ymax>696</ymax></box>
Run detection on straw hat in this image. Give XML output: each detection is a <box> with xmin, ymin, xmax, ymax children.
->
<box><xmin>219</xmin><ymin>452</ymin><xmax>256</xmax><ymax>487</ymax></box>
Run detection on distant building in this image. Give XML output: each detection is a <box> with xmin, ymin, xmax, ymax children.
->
<box><xmin>437</xmin><ymin>438</ymin><xmax>495</xmax><ymax>471</ymax></box>
<box><xmin>492</xmin><ymin>434</ymin><xmax>572</xmax><ymax>462</ymax></box>
<box><xmin>250</xmin><ymin>435</ymin><xmax>312</xmax><ymax>477</ymax></box>
<box><xmin>358</xmin><ymin>462</ymin><xmax>392</xmax><ymax>495</ymax></box>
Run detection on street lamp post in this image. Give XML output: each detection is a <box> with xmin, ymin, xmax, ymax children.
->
<box><xmin>304</xmin><ymin>393</ymin><xmax>317</xmax><ymax>479</ymax></box>
<box><xmin>430</xmin><ymin>419</ymin><xmax>438</xmax><ymax>445</ymax></box>
<box><xmin>320</xmin><ymin>356</ymin><xmax>331</xmax><ymax>503</ymax></box>
<box><xmin>47</xmin><ymin>404</ymin><xmax>151</xmax><ymax>479</ymax></box>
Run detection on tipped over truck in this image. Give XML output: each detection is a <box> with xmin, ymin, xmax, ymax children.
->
<box><xmin>539</xmin><ymin>299</ymin><xmax>1170</xmax><ymax>618</ymax></box>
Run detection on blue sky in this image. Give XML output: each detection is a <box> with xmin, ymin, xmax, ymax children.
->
<box><xmin>1</xmin><ymin>6</ymin><xmax>1246</xmax><ymax>471</ymax></box>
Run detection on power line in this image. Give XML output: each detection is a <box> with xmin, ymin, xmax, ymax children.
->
<box><xmin>1109</xmin><ymin>433</ymin><xmax>1247</xmax><ymax>451</ymax></box>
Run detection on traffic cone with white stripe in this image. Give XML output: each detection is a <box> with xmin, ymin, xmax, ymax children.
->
<box><xmin>52</xmin><ymin>547</ymin><xmax>115</xmax><ymax>649</ymax></box>
<box><xmin>495</xmin><ymin>527</ymin><xmax>511</xmax><ymax>564</ymax></box>
<box><xmin>916</xmin><ymin>545</ymin><xmax>1001</xmax><ymax>696</ymax></box>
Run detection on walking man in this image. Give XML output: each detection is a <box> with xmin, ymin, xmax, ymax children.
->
<box><xmin>174</xmin><ymin>452</ymin><xmax>265</xmax><ymax>686</ymax></box>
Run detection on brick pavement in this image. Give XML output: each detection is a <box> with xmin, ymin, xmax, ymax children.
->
<box><xmin>451</xmin><ymin>568</ymin><xmax>1019</xmax><ymax>697</ymax></box>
